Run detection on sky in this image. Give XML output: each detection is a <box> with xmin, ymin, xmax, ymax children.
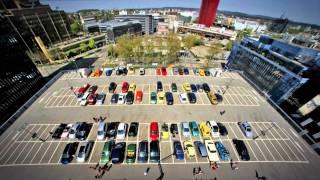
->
<box><xmin>40</xmin><ymin>0</ymin><xmax>320</xmax><ymax>25</ymax></box>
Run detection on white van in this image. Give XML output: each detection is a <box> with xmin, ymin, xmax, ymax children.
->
<box><xmin>97</xmin><ymin>122</ymin><xmax>106</xmax><ymax>140</ymax></box>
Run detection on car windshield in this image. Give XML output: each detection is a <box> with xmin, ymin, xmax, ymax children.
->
<box><xmin>139</xmin><ymin>152</ymin><xmax>146</xmax><ymax>157</ymax></box>
<box><xmin>159</xmin><ymin>96</ymin><xmax>163</xmax><ymax>100</ymax></box>
<box><xmin>184</xmin><ymin>128</ymin><xmax>189</xmax><ymax>132</ymax></box>
<box><xmin>247</xmin><ymin>127</ymin><xmax>252</xmax><ymax>132</ymax></box>
<box><xmin>213</xmin><ymin>126</ymin><xmax>218</xmax><ymax>132</ymax></box>
<box><xmin>118</xmin><ymin>130</ymin><xmax>124</xmax><ymax>134</ymax></box>
<box><xmin>97</xmin><ymin>131</ymin><xmax>104</xmax><ymax>135</ymax></box>
<box><xmin>151</xmin><ymin>151</ymin><xmax>159</xmax><ymax>156</ymax></box>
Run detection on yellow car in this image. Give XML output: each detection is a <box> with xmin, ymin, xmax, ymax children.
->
<box><xmin>157</xmin><ymin>92</ymin><xmax>165</xmax><ymax>104</ymax></box>
<box><xmin>207</xmin><ymin>92</ymin><xmax>218</xmax><ymax>105</ymax></box>
<box><xmin>183</xmin><ymin>83</ymin><xmax>191</xmax><ymax>92</ymax></box>
<box><xmin>199</xmin><ymin>68</ymin><xmax>205</xmax><ymax>76</ymax></box>
<box><xmin>183</xmin><ymin>140</ymin><xmax>196</xmax><ymax>158</ymax></box>
<box><xmin>199</xmin><ymin>122</ymin><xmax>211</xmax><ymax>140</ymax></box>
<box><xmin>160</xmin><ymin>123</ymin><xmax>170</xmax><ymax>139</ymax></box>
<box><xmin>128</xmin><ymin>66</ymin><xmax>135</xmax><ymax>75</ymax></box>
<box><xmin>129</xmin><ymin>83</ymin><xmax>136</xmax><ymax>92</ymax></box>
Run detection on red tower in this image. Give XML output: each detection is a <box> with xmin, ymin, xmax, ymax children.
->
<box><xmin>198</xmin><ymin>0</ymin><xmax>220</xmax><ymax>27</ymax></box>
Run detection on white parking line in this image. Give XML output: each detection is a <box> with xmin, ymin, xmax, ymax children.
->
<box><xmin>0</xmin><ymin>131</ymin><xmax>14</xmax><ymax>147</ymax></box>
<box><xmin>280</xmin><ymin>128</ymin><xmax>308</xmax><ymax>161</ymax></box>
<box><xmin>48</xmin><ymin>142</ymin><xmax>61</xmax><ymax>163</ymax></box>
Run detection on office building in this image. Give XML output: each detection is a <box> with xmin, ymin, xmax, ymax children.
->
<box><xmin>114</xmin><ymin>15</ymin><xmax>154</xmax><ymax>35</ymax></box>
<box><xmin>0</xmin><ymin>15</ymin><xmax>44</xmax><ymax>126</ymax></box>
<box><xmin>84</xmin><ymin>19</ymin><xmax>142</xmax><ymax>41</ymax></box>
<box><xmin>227</xmin><ymin>35</ymin><xmax>320</xmax><ymax>151</ymax></box>
<box><xmin>198</xmin><ymin>0</ymin><xmax>220</xmax><ymax>27</ymax></box>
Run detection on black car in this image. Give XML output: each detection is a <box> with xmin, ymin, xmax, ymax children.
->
<box><xmin>183</xmin><ymin>68</ymin><xmax>189</xmax><ymax>75</ymax></box>
<box><xmin>126</xmin><ymin>91</ymin><xmax>134</xmax><ymax>105</ymax></box>
<box><xmin>187</xmin><ymin>92</ymin><xmax>197</xmax><ymax>104</ymax></box>
<box><xmin>111</xmin><ymin>142</ymin><xmax>126</xmax><ymax>164</ymax></box>
<box><xmin>203</xmin><ymin>83</ymin><xmax>210</xmax><ymax>93</ymax></box>
<box><xmin>196</xmin><ymin>84</ymin><xmax>203</xmax><ymax>92</ymax></box>
<box><xmin>106</xmin><ymin>122</ymin><xmax>119</xmax><ymax>138</ymax></box>
<box><xmin>171</xmin><ymin>83</ymin><xmax>177</xmax><ymax>92</ymax></box>
<box><xmin>52</xmin><ymin>123</ymin><xmax>67</xmax><ymax>139</ymax></box>
<box><xmin>111</xmin><ymin>93</ymin><xmax>119</xmax><ymax>104</ymax></box>
<box><xmin>150</xmin><ymin>141</ymin><xmax>160</xmax><ymax>162</ymax></box>
<box><xmin>157</xmin><ymin>81</ymin><xmax>163</xmax><ymax>92</ymax></box>
<box><xmin>205</xmin><ymin>70</ymin><xmax>210</xmax><ymax>76</ymax></box>
<box><xmin>232</xmin><ymin>139</ymin><xmax>250</xmax><ymax>161</ymax></box>
<box><xmin>109</xmin><ymin>82</ymin><xmax>117</xmax><ymax>93</ymax></box>
<box><xmin>61</xmin><ymin>142</ymin><xmax>79</xmax><ymax>164</ymax></box>
<box><xmin>76</xmin><ymin>122</ymin><xmax>92</xmax><ymax>140</ymax></box>
<box><xmin>190</xmin><ymin>84</ymin><xmax>197</xmax><ymax>92</ymax></box>
<box><xmin>122</xmin><ymin>67</ymin><xmax>128</xmax><ymax>75</ymax></box>
<box><xmin>215</xmin><ymin>93</ymin><xmax>223</xmax><ymax>102</ymax></box>
<box><xmin>217</xmin><ymin>122</ymin><xmax>228</xmax><ymax>136</ymax></box>
<box><xmin>137</xmin><ymin>141</ymin><xmax>148</xmax><ymax>163</ymax></box>
<box><xmin>128</xmin><ymin>122</ymin><xmax>139</xmax><ymax>137</ymax></box>
<box><xmin>88</xmin><ymin>85</ymin><xmax>98</xmax><ymax>93</ymax></box>
<box><xmin>165</xmin><ymin>92</ymin><xmax>174</xmax><ymax>105</ymax></box>
<box><xmin>170</xmin><ymin>123</ymin><xmax>178</xmax><ymax>135</ymax></box>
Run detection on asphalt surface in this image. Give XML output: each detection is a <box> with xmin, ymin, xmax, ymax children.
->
<box><xmin>0</xmin><ymin>68</ymin><xmax>319</xmax><ymax>180</ymax></box>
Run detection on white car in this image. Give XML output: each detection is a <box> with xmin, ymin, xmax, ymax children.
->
<box><xmin>206</xmin><ymin>121</ymin><xmax>220</xmax><ymax>138</ymax></box>
<box><xmin>139</xmin><ymin>68</ymin><xmax>145</xmax><ymax>75</ymax></box>
<box><xmin>179</xmin><ymin>93</ymin><xmax>188</xmax><ymax>104</ymax></box>
<box><xmin>118</xmin><ymin>94</ymin><xmax>126</xmax><ymax>104</ymax></box>
<box><xmin>238</xmin><ymin>121</ymin><xmax>253</xmax><ymax>138</ymax></box>
<box><xmin>205</xmin><ymin>140</ymin><xmax>220</xmax><ymax>162</ymax></box>
<box><xmin>80</xmin><ymin>92</ymin><xmax>90</xmax><ymax>106</ymax></box>
<box><xmin>61</xmin><ymin>123</ymin><xmax>73</xmax><ymax>139</ymax></box>
<box><xmin>77</xmin><ymin>141</ymin><xmax>94</xmax><ymax>163</ymax></box>
<box><xmin>68</xmin><ymin>122</ymin><xmax>80</xmax><ymax>139</ymax></box>
<box><xmin>116</xmin><ymin>123</ymin><xmax>127</xmax><ymax>140</ymax></box>
<box><xmin>181</xmin><ymin>122</ymin><xmax>190</xmax><ymax>137</ymax></box>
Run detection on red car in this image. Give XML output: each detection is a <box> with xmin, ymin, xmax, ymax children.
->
<box><xmin>87</xmin><ymin>93</ymin><xmax>97</xmax><ymax>105</ymax></box>
<box><xmin>136</xmin><ymin>90</ymin><xmax>143</xmax><ymax>102</ymax></box>
<box><xmin>122</xmin><ymin>82</ymin><xmax>129</xmax><ymax>93</ymax></box>
<box><xmin>78</xmin><ymin>83</ymin><xmax>90</xmax><ymax>94</ymax></box>
<box><xmin>161</xmin><ymin>67</ymin><xmax>167</xmax><ymax>76</ymax></box>
<box><xmin>156</xmin><ymin>68</ymin><xmax>161</xmax><ymax>75</ymax></box>
<box><xmin>150</xmin><ymin>122</ymin><xmax>159</xmax><ymax>141</ymax></box>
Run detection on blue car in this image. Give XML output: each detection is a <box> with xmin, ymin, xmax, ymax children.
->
<box><xmin>194</xmin><ymin>141</ymin><xmax>207</xmax><ymax>157</ymax></box>
<box><xmin>215</xmin><ymin>141</ymin><xmax>230</xmax><ymax>161</ymax></box>
<box><xmin>61</xmin><ymin>142</ymin><xmax>78</xmax><ymax>164</ymax></box>
<box><xmin>190</xmin><ymin>84</ymin><xmax>197</xmax><ymax>92</ymax></box>
<box><xmin>105</xmin><ymin>69</ymin><xmax>113</xmax><ymax>76</ymax></box>
<box><xmin>189</xmin><ymin>121</ymin><xmax>200</xmax><ymax>136</ymax></box>
<box><xmin>173</xmin><ymin>141</ymin><xmax>184</xmax><ymax>160</ymax></box>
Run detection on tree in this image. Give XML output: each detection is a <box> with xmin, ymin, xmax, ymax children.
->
<box><xmin>237</xmin><ymin>28</ymin><xmax>252</xmax><ymax>40</ymax></box>
<box><xmin>183</xmin><ymin>34</ymin><xmax>202</xmax><ymax>50</ymax></box>
<box><xmin>70</xmin><ymin>20</ymin><xmax>82</xmax><ymax>33</ymax></box>
<box><xmin>166</xmin><ymin>33</ymin><xmax>181</xmax><ymax>64</ymax></box>
<box><xmin>88</xmin><ymin>39</ymin><xmax>95</xmax><ymax>49</ymax></box>
<box><xmin>225</xmin><ymin>41</ymin><xmax>233</xmax><ymax>51</ymax></box>
<box><xmin>207</xmin><ymin>42</ymin><xmax>223</xmax><ymax>60</ymax></box>
<box><xmin>80</xmin><ymin>42</ymin><xmax>87</xmax><ymax>52</ymax></box>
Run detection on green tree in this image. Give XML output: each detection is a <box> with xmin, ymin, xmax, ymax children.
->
<box><xmin>80</xmin><ymin>42</ymin><xmax>87</xmax><ymax>52</ymax></box>
<box><xmin>237</xmin><ymin>28</ymin><xmax>252</xmax><ymax>40</ymax></box>
<box><xmin>166</xmin><ymin>33</ymin><xmax>181</xmax><ymax>64</ymax></box>
<box><xmin>183</xmin><ymin>34</ymin><xmax>202</xmax><ymax>49</ymax></box>
<box><xmin>88</xmin><ymin>39</ymin><xmax>95</xmax><ymax>49</ymax></box>
<box><xmin>70</xmin><ymin>20</ymin><xmax>83</xmax><ymax>33</ymax></box>
<box><xmin>225</xmin><ymin>41</ymin><xmax>233</xmax><ymax>51</ymax></box>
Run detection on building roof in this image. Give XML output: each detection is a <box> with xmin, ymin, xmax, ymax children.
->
<box><xmin>85</xmin><ymin>19</ymin><xmax>140</xmax><ymax>29</ymax></box>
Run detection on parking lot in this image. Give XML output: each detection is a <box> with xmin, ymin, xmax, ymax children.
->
<box><xmin>0</xmin><ymin>68</ymin><xmax>319</xmax><ymax>180</ymax></box>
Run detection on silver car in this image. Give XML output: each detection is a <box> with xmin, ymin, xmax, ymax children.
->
<box><xmin>238</xmin><ymin>121</ymin><xmax>253</xmax><ymax>138</ymax></box>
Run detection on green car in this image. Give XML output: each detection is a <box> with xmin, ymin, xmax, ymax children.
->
<box><xmin>171</xmin><ymin>83</ymin><xmax>177</xmax><ymax>92</ymax></box>
<box><xmin>100</xmin><ymin>141</ymin><xmax>114</xmax><ymax>163</ymax></box>
<box><xmin>126</xmin><ymin>144</ymin><xmax>137</xmax><ymax>163</ymax></box>
<box><xmin>150</xmin><ymin>91</ymin><xmax>157</xmax><ymax>104</ymax></box>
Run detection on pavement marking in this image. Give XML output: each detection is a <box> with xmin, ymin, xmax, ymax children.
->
<box><xmin>0</xmin><ymin>131</ymin><xmax>14</xmax><ymax>146</ymax></box>
<box><xmin>48</xmin><ymin>142</ymin><xmax>61</xmax><ymax>163</ymax></box>
<box><xmin>20</xmin><ymin>125</ymin><xmax>44</xmax><ymax>164</ymax></box>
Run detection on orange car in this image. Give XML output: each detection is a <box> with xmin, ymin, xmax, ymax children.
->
<box><xmin>91</xmin><ymin>69</ymin><xmax>102</xmax><ymax>77</ymax></box>
<box><xmin>136</xmin><ymin>90</ymin><xmax>143</xmax><ymax>102</ymax></box>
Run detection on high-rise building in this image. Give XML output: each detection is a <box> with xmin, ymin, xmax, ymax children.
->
<box><xmin>0</xmin><ymin>15</ymin><xmax>44</xmax><ymax>126</ymax></box>
<box><xmin>198</xmin><ymin>0</ymin><xmax>220</xmax><ymax>27</ymax></box>
<box><xmin>114</xmin><ymin>15</ymin><xmax>154</xmax><ymax>35</ymax></box>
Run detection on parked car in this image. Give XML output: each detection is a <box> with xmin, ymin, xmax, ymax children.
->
<box><xmin>121</xmin><ymin>82</ymin><xmax>129</xmax><ymax>93</ymax></box>
<box><xmin>205</xmin><ymin>140</ymin><xmax>220</xmax><ymax>162</ymax></box>
<box><xmin>87</xmin><ymin>93</ymin><xmax>97</xmax><ymax>105</ymax></box>
<box><xmin>52</xmin><ymin>123</ymin><xmax>67</xmax><ymax>139</ymax></box>
<box><xmin>150</xmin><ymin>91</ymin><xmax>157</xmax><ymax>104</ymax></box>
<box><xmin>173</xmin><ymin>67</ymin><xmax>178</xmax><ymax>75</ymax></box>
<box><xmin>206</xmin><ymin>121</ymin><xmax>220</xmax><ymax>138</ymax></box>
<box><xmin>196</xmin><ymin>84</ymin><xmax>203</xmax><ymax>92</ymax></box>
<box><xmin>111</xmin><ymin>93</ymin><xmax>119</xmax><ymax>104</ymax></box>
<box><xmin>118</xmin><ymin>93</ymin><xmax>126</xmax><ymax>104</ymax></box>
<box><xmin>97</xmin><ymin>121</ymin><xmax>107</xmax><ymax>140</ymax></box>
<box><xmin>126</xmin><ymin>91</ymin><xmax>134</xmax><ymax>105</ymax></box>
<box><xmin>126</xmin><ymin>144</ymin><xmax>137</xmax><ymax>164</ymax></box>
<box><xmin>193</xmin><ymin>68</ymin><xmax>198</xmax><ymax>75</ymax></box>
<box><xmin>96</xmin><ymin>93</ymin><xmax>106</xmax><ymax>105</ymax></box>
<box><xmin>111</xmin><ymin>142</ymin><xmax>126</xmax><ymax>164</ymax></box>
<box><xmin>157</xmin><ymin>81</ymin><xmax>163</xmax><ymax>92</ymax></box>
<box><xmin>136</xmin><ymin>90</ymin><xmax>143</xmax><ymax>102</ymax></box>
<box><xmin>217</xmin><ymin>122</ymin><xmax>228</xmax><ymax>136</ymax></box>
<box><xmin>165</xmin><ymin>92</ymin><xmax>174</xmax><ymax>105</ymax></box>
<box><xmin>171</xmin><ymin>83</ymin><xmax>177</xmax><ymax>92</ymax></box>
<box><xmin>77</xmin><ymin>83</ymin><xmax>90</xmax><ymax>96</ymax></box>
<box><xmin>203</xmin><ymin>83</ymin><xmax>210</xmax><ymax>93</ymax></box>
<box><xmin>77</xmin><ymin>141</ymin><xmax>94</xmax><ymax>162</ymax></box>
<box><xmin>183</xmin><ymin>68</ymin><xmax>189</xmax><ymax>75</ymax></box>
<box><xmin>128</xmin><ymin>66</ymin><xmax>135</xmax><ymax>75</ymax></box>
<box><xmin>189</xmin><ymin>121</ymin><xmax>200</xmax><ymax>136</ymax></box>
<box><xmin>61</xmin><ymin>142</ymin><xmax>78</xmax><ymax>164</ymax></box>
<box><xmin>100</xmin><ymin>141</ymin><xmax>115</xmax><ymax>163</ymax></box>
<box><xmin>150</xmin><ymin>140</ymin><xmax>160</xmax><ymax>162</ymax></box>
<box><xmin>232</xmin><ymin>139</ymin><xmax>250</xmax><ymax>161</ymax></box>
<box><xmin>178</xmin><ymin>68</ymin><xmax>184</xmax><ymax>75</ymax></box>
<box><xmin>215</xmin><ymin>141</ymin><xmax>230</xmax><ymax>161</ymax></box>
<box><xmin>157</xmin><ymin>92</ymin><xmax>165</xmax><ymax>104</ymax></box>
<box><xmin>105</xmin><ymin>69</ymin><xmax>112</xmax><ymax>76</ymax></box>
<box><xmin>207</xmin><ymin>92</ymin><xmax>218</xmax><ymax>105</ymax></box>
<box><xmin>137</xmin><ymin>141</ymin><xmax>148</xmax><ymax>163</ymax></box>
<box><xmin>68</xmin><ymin>122</ymin><xmax>81</xmax><ymax>139</ymax></box>
<box><xmin>116</xmin><ymin>123</ymin><xmax>127</xmax><ymax>140</ymax></box>
<box><xmin>205</xmin><ymin>70</ymin><xmax>210</xmax><ymax>76</ymax></box>
<box><xmin>181</xmin><ymin>122</ymin><xmax>190</xmax><ymax>137</ymax></box>
<box><xmin>194</xmin><ymin>141</ymin><xmax>208</xmax><ymax>157</ymax></box>
<box><xmin>199</xmin><ymin>122</ymin><xmax>211</xmax><ymax>140</ymax></box>
<box><xmin>139</xmin><ymin>68</ymin><xmax>145</xmax><ymax>75</ymax></box>
<box><xmin>128</xmin><ymin>122</ymin><xmax>139</xmax><ymax>137</ymax></box>
<box><xmin>187</xmin><ymin>92</ymin><xmax>197</xmax><ymax>104</ymax></box>
<box><xmin>184</xmin><ymin>140</ymin><xmax>196</xmax><ymax>158</ymax></box>
<box><xmin>76</xmin><ymin>122</ymin><xmax>92</xmax><ymax>140</ymax></box>
<box><xmin>80</xmin><ymin>92</ymin><xmax>90</xmax><ymax>106</ymax></box>
<box><xmin>161</xmin><ymin>67</ymin><xmax>167</xmax><ymax>76</ymax></box>
<box><xmin>198</xmin><ymin>68</ymin><xmax>205</xmax><ymax>76</ymax></box>
<box><xmin>190</xmin><ymin>84</ymin><xmax>197</xmax><ymax>92</ymax></box>
<box><xmin>170</xmin><ymin>123</ymin><xmax>178</xmax><ymax>135</ymax></box>
<box><xmin>129</xmin><ymin>83</ymin><xmax>136</xmax><ymax>92</ymax></box>
<box><xmin>156</xmin><ymin>68</ymin><xmax>161</xmax><ymax>75</ymax></box>
<box><xmin>183</xmin><ymin>83</ymin><xmax>191</xmax><ymax>92</ymax></box>
<box><xmin>238</xmin><ymin>121</ymin><xmax>253</xmax><ymax>138</ymax></box>
<box><xmin>179</xmin><ymin>93</ymin><xmax>188</xmax><ymax>104</ymax></box>
<box><xmin>215</xmin><ymin>93</ymin><xmax>223</xmax><ymax>102</ymax></box>
<box><xmin>109</xmin><ymin>82</ymin><xmax>117</xmax><ymax>93</ymax></box>
<box><xmin>173</xmin><ymin>141</ymin><xmax>184</xmax><ymax>160</ymax></box>
<box><xmin>150</xmin><ymin>122</ymin><xmax>159</xmax><ymax>141</ymax></box>
<box><xmin>160</xmin><ymin>123</ymin><xmax>170</xmax><ymax>139</ymax></box>
<box><xmin>106</xmin><ymin>122</ymin><xmax>119</xmax><ymax>138</ymax></box>
<box><xmin>61</xmin><ymin>123</ymin><xmax>73</xmax><ymax>139</ymax></box>
<box><xmin>88</xmin><ymin>85</ymin><xmax>98</xmax><ymax>93</ymax></box>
